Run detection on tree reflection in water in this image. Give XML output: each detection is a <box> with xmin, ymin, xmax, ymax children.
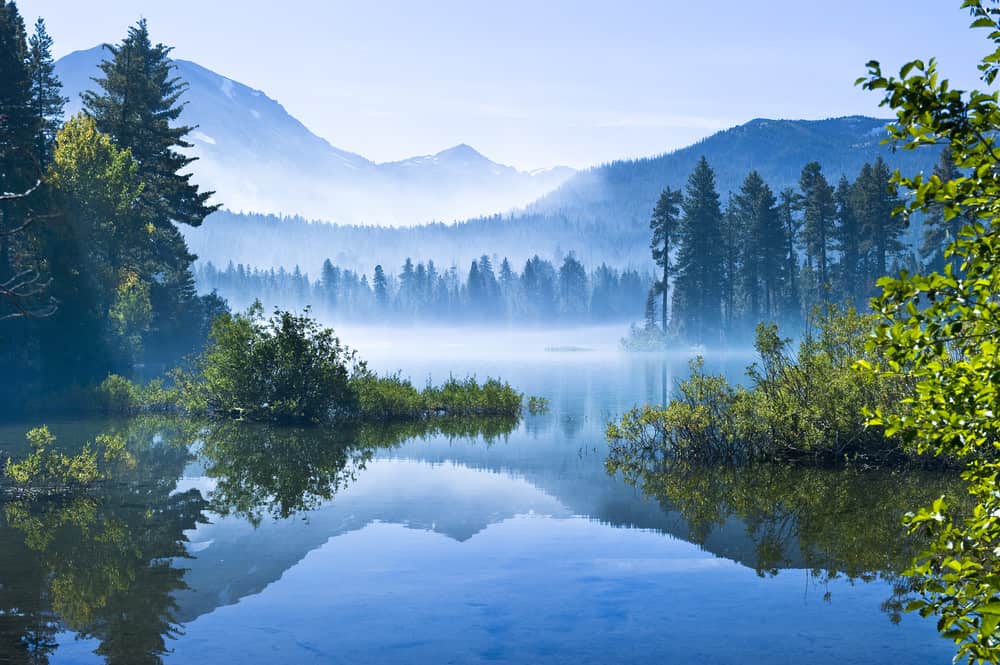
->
<box><xmin>606</xmin><ymin>450</ymin><xmax>967</xmax><ymax>622</ymax></box>
<box><xmin>0</xmin><ymin>413</ymin><xmax>519</xmax><ymax>663</ymax></box>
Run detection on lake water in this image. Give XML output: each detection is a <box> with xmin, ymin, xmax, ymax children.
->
<box><xmin>0</xmin><ymin>326</ymin><xmax>957</xmax><ymax>664</ymax></box>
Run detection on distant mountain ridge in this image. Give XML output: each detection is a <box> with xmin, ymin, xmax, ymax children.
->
<box><xmin>55</xmin><ymin>46</ymin><xmax>574</xmax><ymax>226</ymax></box>
<box><xmin>525</xmin><ymin>115</ymin><xmax>940</xmax><ymax>231</ymax></box>
<box><xmin>184</xmin><ymin>116</ymin><xmax>943</xmax><ymax>276</ymax></box>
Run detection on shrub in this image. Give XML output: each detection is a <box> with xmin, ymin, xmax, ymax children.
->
<box><xmin>527</xmin><ymin>396</ymin><xmax>550</xmax><ymax>414</ymax></box>
<box><xmin>607</xmin><ymin>308</ymin><xmax>915</xmax><ymax>466</ymax></box>
<box><xmin>94</xmin><ymin>374</ymin><xmax>141</xmax><ymax>413</ymax></box>
<box><xmin>183</xmin><ymin>302</ymin><xmax>360</xmax><ymax>423</ymax></box>
<box><xmin>4</xmin><ymin>426</ymin><xmax>134</xmax><ymax>494</ymax></box>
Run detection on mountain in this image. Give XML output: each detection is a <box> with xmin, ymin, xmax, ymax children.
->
<box><xmin>526</xmin><ymin>115</ymin><xmax>940</xmax><ymax>229</ymax></box>
<box><xmin>54</xmin><ymin>46</ymin><xmax>574</xmax><ymax>226</ymax></box>
<box><xmin>184</xmin><ymin>116</ymin><xmax>943</xmax><ymax>276</ymax></box>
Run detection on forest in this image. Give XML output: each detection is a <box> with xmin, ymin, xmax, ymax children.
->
<box><xmin>634</xmin><ymin>149</ymin><xmax>957</xmax><ymax>344</ymax></box>
<box><xmin>195</xmin><ymin>254</ymin><xmax>651</xmax><ymax>324</ymax></box>
<box><xmin>0</xmin><ymin>10</ymin><xmax>227</xmax><ymax>411</ymax></box>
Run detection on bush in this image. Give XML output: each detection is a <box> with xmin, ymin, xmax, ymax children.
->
<box><xmin>607</xmin><ymin>308</ymin><xmax>915</xmax><ymax>466</ymax></box>
<box><xmin>182</xmin><ymin>302</ymin><xmax>360</xmax><ymax>423</ymax></box>
<box><xmin>352</xmin><ymin>373</ymin><xmax>523</xmax><ymax>421</ymax></box>
<box><xmin>93</xmin><ymin>375</ymin><xmax>179</xmax><ymax>414</ymax></box>
<box><xmin>4</xmin><ymin>426</ymin><xmax>134</xmax><ymax>495</ymax></box>
<box><xmin>180</xmin><ymin>303</ymin><xmax>526</xmax><ymax>425</ymax></box>
<box><xmin>527</xmin><ymin>396</ymin><xmax>550</xmax><ymax>414</ymax></box>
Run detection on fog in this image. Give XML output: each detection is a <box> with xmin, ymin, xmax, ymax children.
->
<box><xmin>327</xmin><ymin>323</ymin><xmax>757</xmax><ymax>385</ymax></box>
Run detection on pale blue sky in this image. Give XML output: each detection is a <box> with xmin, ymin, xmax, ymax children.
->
<box><xmin>24</xmin><ymin>1</ymin><xmax>987</xmax><ymax>170</ymax></box>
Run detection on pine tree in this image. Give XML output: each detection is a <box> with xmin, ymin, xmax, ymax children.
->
<box><xmin>26</xmin><ymin>17</ymin><xmax>65</xmax><ymax>167</ymax></box>
<box><xmin>720</xmin><ymin>194</ymin><xmax>741</xmax><ymax>334</ymax></box>
<box><xmin>373</xmin><ymin>265</ymin><xmax>388</xmax><ymax>308</ymax></box>
<box><xmin>833</xmin><ymin>175</ymin><xmax>862</xmax><ymax>305</ymax></box>
<box><xmin>0</xmin><ymin>0</ymin><xmax>33</xmax><ymax>278</ymax></box>
<box><xmin>777</xmin><ymin>188</ymin><xmax>802</xmax><ymax>321</ymax></box>
<box><xmin>83</xmin><ymin>19</ymin><xmax>217</xmax><ymax>228</ymax></box>
<box><xmin>644</xmin><ymin>286</ymin><xmax>658</xmax><ymax>330</ymax></box>
<box><xmin>854</xmin><ymin>157</ymin><xmax>904</xmax><ymax>286</ymax></box>
<box><xmin>734</xmin><ymin>171</ymin><xmax>782</xmax><ymax>325</ymax></box>
<box><xmin>0</xmin><ymin>1</ymin><xmax>32</xmax><ymax>175</ymax></box>
<box><xmin>82</xmin><ymin>19</ymin><xmax>219</xmax><ymax>357</ymax></box>
<box><xmin>399</xmin><ymin>257</ymin><xmax>415</xmax><ymax>313</ymax></box>
<box><xmin>672</xmin><ymin>157</ymin><xmax>724</xmax><ymax>341</ymax></box>
<box><xmin>320</xmin><ymin>258</ymin><xmax>339</xmax><ymax>309</ymax></box>
<box><xmin>798</xmin><ymin>161</ymin><xmax>836</xmax><ymax>294</ymax></box>
<box><xmin>649</xmin><ymin>186</ymin><xmax>682</xmax><ymax>332</ymax></box>
<box><xmin>558</xmin><ymin>253</ymin><xmax>588</xmax><ymax>319</ymax></box>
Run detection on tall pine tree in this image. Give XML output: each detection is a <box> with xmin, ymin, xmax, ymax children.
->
<box><xmin>82</xmin><ymin>19</ymin><xmax>220</xmax><ymax>358</ymax></box>
<box><xmin>26</xmin><ymin>17</ymin><xmax>65</xmax><ymax>167</ymax></box>
<box><xmin>798</xmin><ymin>161</ymin><xmax>836</xmax><ymax>296</ymax></box>
<box><xmin>672</xmin><ymin>157</ymin><xmax>724</xmax><ymax>341</ymax></box>
<box><xmin>834</xmin><ymin>175</ymin><xmax>862</xmax><ymax>305</ymax></box>
<box><xmin>649</xmin><ymin>186</ymin><xmax>682</xmax><ymax>332</ymax></box>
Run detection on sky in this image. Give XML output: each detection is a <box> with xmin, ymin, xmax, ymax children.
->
<box><xmin>23</xmin><ymin>0</ymin><xmax>989</xmax><ymax>171</ymax></box>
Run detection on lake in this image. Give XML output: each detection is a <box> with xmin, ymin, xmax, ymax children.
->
<box><xmin>0</xmin><ymin>326</ymin><xmax>956</xmax><ymax>664</ymax></box>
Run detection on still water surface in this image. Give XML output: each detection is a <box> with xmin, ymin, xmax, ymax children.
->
<box><xmin>0</xmin><ymin>327</ymin><xmax>956</xmax><ymax>664</ymax></box>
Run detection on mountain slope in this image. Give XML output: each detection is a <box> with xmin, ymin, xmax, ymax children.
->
<box><xmin>55</xmin><ymin>47</ymin><xmax>573</xmax><ymax>225</ymax></box>
<box><xmin>528</xmin><ymin>116</ymin><xmax>940</xmax><ymax>229</ymax></box>
<box><xmin>184</xmin><ymin>116</ymin><xmax>944</xmax><ymax>275</ymax></box>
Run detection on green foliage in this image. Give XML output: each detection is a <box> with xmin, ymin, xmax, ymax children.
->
<box><xmin>93</xmin><ymin>374</ymin><xmax>177</xmax><ymax>414</ymax></box>
<box><xmin>350</xmin><ymin>373</ymin><xmax>522</xmax><ymax>420</ymax></box>
<box><xmin>527</xmin><ymin>396</ymin><xmax>550</xmax><ymax>414</ymax></box>
<box><xmin>608</xmin><ymin>308</ymin><xmax>912</xmax><ymax>465</ymax></box>
<box><xmin>606</xmin><ymin>448</ymin><xmax>965</xmax><ymax>611</ymax></box>
<box><xmin>4</xmin><ymin>425</ymin><xmax>133</xmax><ymax>493</ymax></box>
<box><xmin>857</xmin><ymin>2</ymin><xmax>1000</xmax><ymax>661</ymax></box>
<box><xmin>181</xmin><ymin>302</ymin><xmax>357</xmax><ymax>423</ymax></box>
<box><xmin>180</xmin><ymin>303</ymin><xmax>524</xmax><ymax>424</ymax></box>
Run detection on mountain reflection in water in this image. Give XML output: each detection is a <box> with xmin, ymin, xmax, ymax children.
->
<box><xmin>0</xmin><ymin>348</ymin><xmax>957</xmax><ymax>664</ymax></box>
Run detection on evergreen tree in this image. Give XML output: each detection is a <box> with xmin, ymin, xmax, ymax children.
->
<box><xmin>672</xmin><ymin>157</ymin><xmax>725</xmax><ymax>341</ymax></box>
<box><xmin>798</xmin><ymin>161</ymin><xmax>836</xmax><ymax>294</ymax></box>
<box><xmin>854</xmin><ymin>157</ymin><xmax>904</xmax><ymax>286</ymax></box>
<box><xmin>83</xmin><ymin>19</ymin><xmax>216</xmax><ymax>228</ymax></box>
<box><xmin>82</xmin><ymin>19</ymin><xmax>219</xmax><ymax>358</ymax></box>
<box><xmin>834</xmin><ymin>175</ymin><xmax>862</xmax><ymax>305</ymax></box>
<box><xmin>777</xmin><ymin>188</ymin><xmax>802</xmax><ymax>321</ymax></box>
<box><xmin>734</xmin><ymin>171</ymin><xmax>782</xmax><ymax>324</ymax></box>
<box><xmin>558</xmin><ymin>253</ymin><xmax>588</xmax><ymax>319</ymax></box>
<box><xmin>498</xmin><ymin>257</ymin><xmax>516</xmax><ymax>317</ymax></box>
<box><xmin>320</xmin><ymin>258</ymin><xmax>339</xmax><ymax>308</ymax></box>
<box><xmin>644</xmin><ymin>286</ymin><xmax>658</xmax><ymax>330</ymax></box>
<box><xmin>372</xmin><ymin>264</ymin><xmax>388</xmax><ymax>309</ymax></box>
<box><xmin>26</xmin><ymin>17</ymin><xmax>65</xmax><ymax>167</ymax></box>
<box><xmin>521</xmin><ymin>255</ymin><xmax>557</xmax><ymax>321</ymax></box>
<box><xmin>720</xmin><ymin>194</ymin><xmax>741</xmax><ymax>335</ymax></box>
<box><xmin>649</xmin><ymin>186</ymin><xmax>682</xmax><ymax>332</ymax></box>
<box><xmin>477</xmin><ymin>254</ymin><xmax>499</xmax><ymax>315</ymax></box>
<box><xmin>0</xmin><ymin>0</ymin><xmax>34</xmax><ymax>282</ymax></box>
<box><xmin>399</xmin><ymin>257</ymin><xmax>415</xmax><ymax>313</ymax></box>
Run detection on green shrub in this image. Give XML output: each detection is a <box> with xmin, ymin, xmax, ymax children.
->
<box><xmin>4</xmin><ymin>426</ymin><xmax>134</xmax><ymax>494</ymax></box>
<box><xmin>183</xmin><ymin>302</ymin><xmax>360</xmax><ymax>423</ymax></box>
<box><xmin>527</xmin><ymin>396</ymin><xmax>550</xmax><ymax>414</ymax></box>
<box><xmin>352</xmin><ymin>373</ymin><xmax>426</xmax><ymax>420</ymax></box>
<box><xmin>94</xmin><ymin>374</ymin><xmax>141</xmax><ymax>413</ymax></box>
<box><xmin>178</xmin><ymin>303</ymin><xmax>525</xmax><ymax>425</ymax></box>
<box><xmin>607</xmin><ymin>308</ymin><xmax>915</xmax><ymax>466</ymax></box>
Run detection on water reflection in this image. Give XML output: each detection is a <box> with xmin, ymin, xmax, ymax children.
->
<box><xmin>199</xmin><ymin>416</ymin><xmax>519</xmax><ymax>524</ymax></box>
<box><xmin>0</xmin><ymin>414</ymin><xmax>521</xmax><ymax>664</ymax></box>
<box><xmin>606</xmin><ymin>451</ymin><xmax>965</xmax><ymax>622</ymax></box>
<box><xmin>0</xmin><ymin>341</ymin><xmax>958</xmax><ymax>665</ymax></box>
<box><xmin>0</xmin><ymin>425</ymin><xmax>204</xmax><ymax>665</ymax></box>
